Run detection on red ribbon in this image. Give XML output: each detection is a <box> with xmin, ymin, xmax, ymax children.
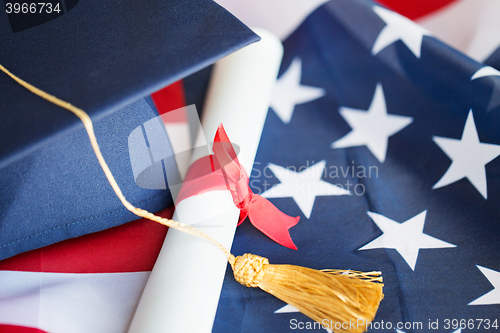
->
<box><xmin>177</xmin><ymin>124</ymin><xmax>299</xmax><ymax>250</ymax></box>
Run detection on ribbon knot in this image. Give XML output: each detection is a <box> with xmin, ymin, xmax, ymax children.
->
<box><xmin>177</xmin><ymin>124</ymin><xmax>299</xmax><ymax>250</ymax></box>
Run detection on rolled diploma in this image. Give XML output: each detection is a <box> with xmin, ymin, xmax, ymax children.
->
<box><xmin>128</xmin><ymin>28</ymin><xmax>283</xmax><ymax>333</ymax></box>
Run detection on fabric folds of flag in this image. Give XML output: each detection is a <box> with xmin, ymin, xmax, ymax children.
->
<box><xmin>212</xmin><ymin>0</ymin><xmax>500</xmax><ymax>332</ymax></box>
<box><xmin>0</xmin><ymin>207</ymin><xmax>173</xmax><ymax>333</ymax></box>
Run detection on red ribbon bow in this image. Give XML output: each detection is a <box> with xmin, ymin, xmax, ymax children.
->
<box><xmin>177</xmin><ymin>124</ymin><xmax>299</xmax><ymax>250</ymax></box>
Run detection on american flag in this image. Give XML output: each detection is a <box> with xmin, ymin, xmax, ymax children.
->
<box><xmin>212</xmin><ymin>0</ymin><xmax>500</xmax><ymax>332</ymax></box>
<box><xmin>2</xmin><ymin>0</ymin><xmax>500</xmax><ymax>332</ymax></box>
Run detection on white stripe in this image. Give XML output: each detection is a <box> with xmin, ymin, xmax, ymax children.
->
<box><xmin>465</xmin><ymin>0</ymin><xmax>500</xmax><ymax>62</ymax></box>
<box><xmin>214</xmin><ymin>0</ymin><xmax>329</xmax><ymax>41</ymax></box>
<box><xmin>417</xmin><ymin>0</ymin><xmax>500</xmax><ymax>62</ymax></box>
<box><xmin>0</xmin><ymin>271</ymin><xmax>149</xmax><ymax>333</ymax></box>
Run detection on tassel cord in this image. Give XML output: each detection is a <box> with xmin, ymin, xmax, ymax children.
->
<box><xmin>0</xmin><ymin>64</ymin><xmax>235</xmax><ymax>263</ymax></box>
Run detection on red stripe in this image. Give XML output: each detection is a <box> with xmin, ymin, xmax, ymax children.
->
<box><xmin>0</xmin><ymin>325</ymin><xmax>48</xmax><ymax>333</ymax></box>
<box><xmin>376</xmin><ymin>0</ymin><xmax>459</xmax><ymax>20</ymax></box>
<box><xmin>0</xmin><ymin>206</ymin><xmax>173</xmax><ymax>273</ymax></box>
<box><xmin>151</xmin><ymin>80</ymin><xmax>187</xmax><ymax>117</ymax></box>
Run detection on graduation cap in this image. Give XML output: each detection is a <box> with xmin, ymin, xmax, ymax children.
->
<box><xmin>0</xmin><ymin>0</ymin><xmax>258</xmax><ymax>261</ymax></box>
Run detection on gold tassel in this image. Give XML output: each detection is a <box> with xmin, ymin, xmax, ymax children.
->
<box><xmin>230</xmin><ymin>254</ymin><xmax>383</xmax><ymax>333</ymax></box>
<box><xmin>0</xmin><ymin>64</ymin><xmax>384</xmax><ymax>333</ymax></box>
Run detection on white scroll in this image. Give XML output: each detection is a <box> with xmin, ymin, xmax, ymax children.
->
<box><xmin>127</xmin><ymin>28</ymin><xmax>283</xmax><ymax>333</ymax></box>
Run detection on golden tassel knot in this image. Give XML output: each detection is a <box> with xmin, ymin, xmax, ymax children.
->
<box><xmin>231</xmin><ymin>253</ymin><xmax>269</xmax><ymax>287</ymax></box>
